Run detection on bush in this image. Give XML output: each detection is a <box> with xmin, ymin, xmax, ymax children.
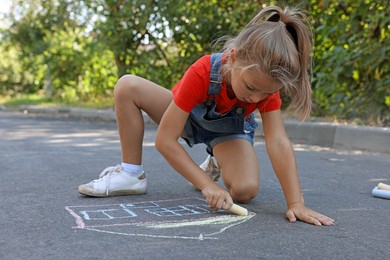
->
<box><xmin>310</xmin><ymin>0</ymin><xmax>389</xmax><ymax>125</ymax></box>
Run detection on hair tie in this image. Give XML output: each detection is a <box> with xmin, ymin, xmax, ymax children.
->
<box><xmin>286</xmin><ymin>24</ymin><xmax>298</xmax><ymax>49</ymax></box>
<box><xmin>267</xmin><ymin>13</ymin><xmax>280</xmax><ymax>22</ymax></box>
<box><xmin>267</xmin><ymin>12</ymin><xmax>298</xmax><ymax>49</ymax></box>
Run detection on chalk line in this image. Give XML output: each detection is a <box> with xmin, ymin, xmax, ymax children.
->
<box><xmin>69</xmin><ymin>213</ymin><xmax>252</xmax><ymax>229</ymax></box>
<box><xmin>66</xmin><ymin>197</ymin><xmax>204</xmax><ymax>209</ymax></box>
<box><xmin>83</xmin><ymin>227</ymin><xmax>218</xmax><ymax>240</ymax></box>
<box><xmin>65</xmin><ymin>206</ymin><xmax>85</xmax><ymax>228</ymax></box>
<box><xmin>203</xmin><ymin>212</ymin><xmax>256</xmax><ymax>238</ymax></box>
<box><xmin>81</xmin><ymin>213</ymin><xmax>255</xmax><ymax>240</ymax></box>
<box><xmin>144</xmin><ymin>214</ymin><xmax>252</xmax><ymax>229</ymax></box>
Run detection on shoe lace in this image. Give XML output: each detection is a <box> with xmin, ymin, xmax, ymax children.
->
<box><xmin>97</xmin><ymin>165</ymin><xmax>122</xmax><ymax>196</ymax></box>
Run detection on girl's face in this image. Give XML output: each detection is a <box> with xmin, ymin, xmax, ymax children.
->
<box><xmin>229</xmin><ymin>67</ymin><xmax>282</xmax><ymax>103</ymax></box>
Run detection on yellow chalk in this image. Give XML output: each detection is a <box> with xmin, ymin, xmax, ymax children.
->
<box><xmin>228</xmin><ymin>203</ymin><xmax>248</xmax><ymax>216</ymax></box>
<box><xmin>378</xmin><ymin>183</ymin><xmax>390</xmax><ymax>191</ymax></box>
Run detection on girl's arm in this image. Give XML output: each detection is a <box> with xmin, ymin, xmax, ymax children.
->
<box><xmin>155</xmin><ymin>100</ymin><xmax>233</xmax><ymax>210</ymax></box>
<box><xmin>261</xmin><ymin>109</ymin><xmax>334</xmax><ymax>226</ymax></box>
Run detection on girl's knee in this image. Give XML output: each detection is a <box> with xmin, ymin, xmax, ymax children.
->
<box><xmin>115</xmin><ymin>74</ymin><xmax>136</xmax><ymax>92</ymax></box>
<box><xmin>114</xmin><ymin>74</ymin><xmax>140</xmax><ymax>101</ymax></box>
<box><xmin>230</xmin><ymin>182</ymin><xmax>259</xmax><ymax>203</ymax></box>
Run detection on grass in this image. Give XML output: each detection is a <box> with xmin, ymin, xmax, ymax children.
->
<box><xmin>0</xmin><ymin>94</ymin><xmax>114</xmax><ymax>109</ymax></box>
<box><xmin>0</xmin><ymin>94</ymin><xmax>54</xmax><ymax>107</ymax></box>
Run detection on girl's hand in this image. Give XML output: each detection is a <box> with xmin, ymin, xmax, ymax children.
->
<box><xmin>286</xmin><ymin>202</ymin><xmax>335</xmax><ymax>226</ymax></box>
<box><xmin>201</xmin><ymin>181</ymin><xmax>233</xmax><ymax>211</ymax></box>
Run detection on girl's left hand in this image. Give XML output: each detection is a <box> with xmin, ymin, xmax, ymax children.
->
<box><xmin>286</xmin><ymin>203</ymin><xmax>335</xmax><ymax>226</ymax></box>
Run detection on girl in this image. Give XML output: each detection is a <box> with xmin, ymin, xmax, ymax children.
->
<box><xmin>79</xmin><ymin>6</ymin><xmax>335</xmax><ymax>226</ymax></box>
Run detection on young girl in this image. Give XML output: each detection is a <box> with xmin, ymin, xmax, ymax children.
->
<box><xmin>79</xmin><ymin>6</ymin><xmax>334</xmax><ymax>226</ymax></box>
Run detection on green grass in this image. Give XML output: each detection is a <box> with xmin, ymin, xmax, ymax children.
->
<box><xmin>0</xmin><ymin>94</ymin><xmax>114</xmax><ymax>109</ymax></box>
<box><xmin>0</xmin><ymin>94</ymin><xmax>53</xmax><ymax>107</ymax></box>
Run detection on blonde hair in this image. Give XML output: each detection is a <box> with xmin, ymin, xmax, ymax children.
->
<box><xmin>221</xmin><ymin>6</ymin><xmax>313</xmax><ymax>120</ymax></box>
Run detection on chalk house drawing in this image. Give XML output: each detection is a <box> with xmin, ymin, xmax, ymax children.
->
<box><xmin>66</xmin><ymin>197</ymin><xmax>255</xmax><ymax>240</ymax></box>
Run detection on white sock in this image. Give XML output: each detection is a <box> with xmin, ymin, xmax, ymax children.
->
<box><xmin>121</xmin><ymin>162</ymin><xmax>143</xmax><ymax>178</ymax></box>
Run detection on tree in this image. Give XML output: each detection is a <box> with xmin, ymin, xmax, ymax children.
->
<box><xmin>309</xmin><ymin>0</ymin><xmax>389</xmax><ymax>124</ymax></box>
<box><xmin>3</xmin><ymin>0</ymin><xmax>117</xmax><ymax>102</ymax></box>
<box><xmin>83</xmin><ymin>0</ymin><xmax>262</xmax><ymax>88</ymax></box>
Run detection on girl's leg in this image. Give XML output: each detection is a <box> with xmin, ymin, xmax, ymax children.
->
<box><xmin>212</xmin><ymin>139</ymin><xmax>259</xmax><ymax>203</ymax></box>
<box><xmin>114</xmin><ymin>75</ymin><xmax>173</xmax><ymax>165</ymax></box>
<box><xmin>78</xmin><ymin>75</ymin><xmax>173</xmax><ymax>197</ymax></box>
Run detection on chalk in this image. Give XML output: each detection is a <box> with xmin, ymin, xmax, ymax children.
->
<box><xmin>372</xmin><ymin>187</ymin><xmax>390</xmax><ymax>200</ymax></box>
<box><xmin>377</xmin><ymin>183</ymin><xmax>390</xmax><ymax>191</ymax></box>
<box><xmin>228</xmin><ymin>204</ymin><xmax>248</xmax><ymax>216</ymax></box>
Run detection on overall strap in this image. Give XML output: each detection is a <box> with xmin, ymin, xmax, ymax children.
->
<box><xmin>208</xmin><ymin>53</ymin><xmax>223</xmax><ymax>95</ymax></box>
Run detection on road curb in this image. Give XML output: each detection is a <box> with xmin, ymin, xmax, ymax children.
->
<box><xmin>4</xmin><ymin>105</ymin><xmax>390</xmax><ymax>154</ymax></box>
<box><xmin>255</xmin><ymin>119</ymin><xmax>390</xmax><ymax>153</ymax></box>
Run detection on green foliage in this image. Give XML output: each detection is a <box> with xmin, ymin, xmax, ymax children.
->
<box><xmin>0</xmin><ymin>42</ymin><xmax>24</xmax><ymax>94</ymax></box>
<box><xmin>42</xmin><ymin>26</ymin><xmax>117</xmax><ymax>102</ymax></box>
<box><xmin>0</xmin><ymin>0</ymin><xmax>389</xmax><ymax>124</ymax></box>
<box><xmin>161</xmin><ymin>0</ymin><xmax>261</xmax><ymax>86</ymax></box>
<box><xmin>309</xmin><ymin>0</ymin><xmax>389</xmax><ymax>124</ymax></box>
<box><xmin>84</xmin><ymin>0</ymin><xmax>260</xmax><ymax>88</ymax></box>
<box><xmin>1</xmin><ymin>0</ymin><xmax>117</xmax><ymax>103</ymax></box>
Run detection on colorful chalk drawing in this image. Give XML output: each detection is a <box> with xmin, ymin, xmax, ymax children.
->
<box><xmin>65</xmin><ymin>197</ymin><xmax>255</xmax><ymax>240</ymax></box>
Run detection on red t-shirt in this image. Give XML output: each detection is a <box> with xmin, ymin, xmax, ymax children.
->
<box><xmin>172</xmin><ymin>55</ymin><xmax>282</xmax><ymax>117</ymax></box>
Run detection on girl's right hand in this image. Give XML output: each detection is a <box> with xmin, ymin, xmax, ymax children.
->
<box><xmin>201</xmin><ymin>181</ymin><xmax>233</xmax><ymax>211</ymax></box>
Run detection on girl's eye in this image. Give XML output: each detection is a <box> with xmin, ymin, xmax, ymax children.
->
<box><xmin>246</xmin><ymin>85</ymin><xmax>256</xmax><ymax>92</ymax></box>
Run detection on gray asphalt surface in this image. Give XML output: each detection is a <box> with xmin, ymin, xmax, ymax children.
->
<box><xmin>1</xmin><ymin>110</ymin><xmax>389</xmax><ymax>259</ymax></box>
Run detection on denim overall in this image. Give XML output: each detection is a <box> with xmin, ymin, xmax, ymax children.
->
<box><xmin>183</xmin><ymin>53</ymin><xmax>258</xmax><ymax>154</ymax></box>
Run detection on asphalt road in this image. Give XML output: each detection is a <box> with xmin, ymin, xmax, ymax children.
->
<box><xmin>0</xmin><ymin>111</ymin><xmax>389</xmax><ymax>259</ymax></box>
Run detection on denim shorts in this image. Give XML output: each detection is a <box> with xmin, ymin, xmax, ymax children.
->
<box><xmin>209</xmin><ymin>113</ymin><xmax>258</xmax><ymax>149</ymax></box>
<box><xmin>183</xmin><ymin>99</ymin><xmax>258</xmax><ymax>154</ymax></box>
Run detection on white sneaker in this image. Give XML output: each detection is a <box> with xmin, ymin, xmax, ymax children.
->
<box><xmin>190</xmin><ymin>155</ymin><xmax>221</xmax><ymax>189</ymax></box>
<box><xmin>78</xmin><ymin>165</ymin><xmax>147</xmax><ymax>197</ymax></box>
<box><xmin>200</xmin><ymin>155</ymin><xmax>221</xmax><ymax>182</ymax></box>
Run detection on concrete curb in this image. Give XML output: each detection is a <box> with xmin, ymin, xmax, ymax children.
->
<box><xmin>256</xmin><ymin>119</ymin><xmax>390</xmax><ymax>154</ymax></box>
<box><xmin>3</xmin><ymin>105</ymin><xmax>389</xmax><ymax>154</ymax></box>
